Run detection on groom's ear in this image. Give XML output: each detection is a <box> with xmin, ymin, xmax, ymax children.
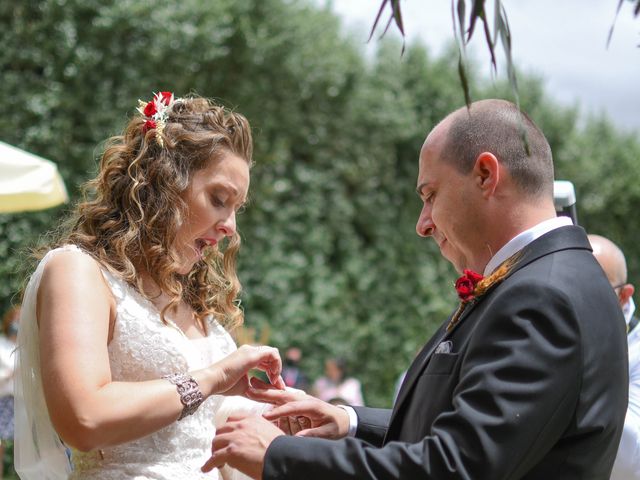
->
<box><xmin>473</xmin><ymin>152</ymin><xmax>500</xmax><ymax>197</ymax></box>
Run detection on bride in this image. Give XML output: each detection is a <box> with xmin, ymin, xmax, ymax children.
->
<box><xmin>14</xmin><ymin>92</ymin><xmax>283</xmax><ymax>479</ymax></box>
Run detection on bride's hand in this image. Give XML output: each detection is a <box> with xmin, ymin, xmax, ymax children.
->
<box><xmin>211</xmin><ymin>345</ymin><xmax>285</xmax><ymax>397</ymax></box>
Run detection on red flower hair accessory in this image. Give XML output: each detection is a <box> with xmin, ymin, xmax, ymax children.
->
<box><xmin>137</xmin><ymin>91</ymin><xmax>176</xmax><ymax>147</ymax></box>
<box><xmin>454</xmin><ymin>269</ymin><xmax>484</xmax><ymax>303</ymax></box>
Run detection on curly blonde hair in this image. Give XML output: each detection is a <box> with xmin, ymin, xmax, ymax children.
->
<box><xmin>50</xmin><ymin>95</ymin><xmax>252</xmax><ymax>331</ymax></box>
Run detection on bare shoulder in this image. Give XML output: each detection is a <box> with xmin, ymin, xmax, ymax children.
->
<box><xmin>40</xmin><ymin>248</ymin><xmax>106</xmax><ymax>290</ymax></box>
<box><xmin>38</xmin><ymin>248</ymin><xmax>115</xmax><ymax>325</ymax></box>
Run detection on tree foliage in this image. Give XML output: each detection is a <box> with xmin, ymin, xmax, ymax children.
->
<box><xmin>2</xmin><ymin>0</ymin><xmax>639</xmax><ymax>408</ymax></box>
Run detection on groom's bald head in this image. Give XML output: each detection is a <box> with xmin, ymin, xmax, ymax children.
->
<box><xmin>438</xmin><ymin>99</ymin><xmax>554</xmax><ymax>199</ymax></box>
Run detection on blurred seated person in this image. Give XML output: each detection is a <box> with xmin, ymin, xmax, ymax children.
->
<box><xmin>281</xmin><ymin>347</ymin><xmax>309</xmax><ymax>392</ymax></box>
<box><xmin>312</xmin><ymin>357</ymin><xmax>364</xmax><ymax>406</ymax></box>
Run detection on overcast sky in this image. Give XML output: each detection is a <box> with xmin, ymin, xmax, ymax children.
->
<box><xmin>327</xmin><ymin>0</ymin><xmax>640</xmax><ymax>132</ymax></box>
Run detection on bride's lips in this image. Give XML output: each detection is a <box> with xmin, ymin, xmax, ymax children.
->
<box><xmin>195</xmin><ymin>238</ymin><xmax>218</xmax><ymax>257</ymax></box>
<box><xmin>201</xmin><ymin>237</ymin><xmax>218</xmax><ymax>248</ymax></box>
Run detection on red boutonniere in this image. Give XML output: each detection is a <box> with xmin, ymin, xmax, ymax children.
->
<box><xmin>447</xmin><ymin>256</ymin><xmax>519</xmax><ymax>332</ymax></box>
<box><xmin>454</xmin><ymin>269</ymin><xmax>484</xmax><ymax>303</ymax></box>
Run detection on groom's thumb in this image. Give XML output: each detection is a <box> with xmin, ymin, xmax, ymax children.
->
<box><xmin>296</xmin><ymin>425</ymin><xmax>330</xmax><ymax>438</ymax></box>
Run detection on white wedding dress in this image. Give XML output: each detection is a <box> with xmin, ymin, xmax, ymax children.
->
<box><xmin>15</xmin><ymin>245</ymin><xmax>266</xmax><ymax>479</ymax></box>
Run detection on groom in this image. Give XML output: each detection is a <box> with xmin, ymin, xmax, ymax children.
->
<box><xmin>203</xmin><ymin>99</ymin><xmax>628</xmax><ymax>479</ymax></box>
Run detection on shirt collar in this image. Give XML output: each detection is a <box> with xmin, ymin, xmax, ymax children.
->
<box><xmin>483</xmin><ymin>216</ymin><xmax>574</xmax><ymax>276</ymax></box>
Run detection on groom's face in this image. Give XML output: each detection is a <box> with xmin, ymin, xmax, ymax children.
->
<box><xmin>416</xmin><ymin>131</ymin><xmax>484</xmax><ymax>273</ymax></box>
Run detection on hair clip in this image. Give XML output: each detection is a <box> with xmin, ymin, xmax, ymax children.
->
<box><xmin>137</xmin><ymin>91</ymin><xmax>175</xmax><ymax>147</ymax></box>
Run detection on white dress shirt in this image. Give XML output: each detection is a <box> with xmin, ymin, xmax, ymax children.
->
<box><xmin>610</xmin><ymin>322</ymin><xmax>640</xmax><ymax>479</ymax></box>
<box><xmin>483</xmin><ymin>216</ymin><xmax>573</xmax><ymax>276</ymax></box>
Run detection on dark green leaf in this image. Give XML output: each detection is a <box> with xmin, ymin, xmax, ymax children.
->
<box><xmin>368</xmin><ymin>0</ymin><xmax>390</xmax><ymax>43</ymax></box>
<box><xmin>458</xmin><ymin>54</ymin><xmax>472</xmax><ymax>107</ymax></box>
<box><xmin>480</xmin><ymin>10</ymin><xmax>497</xmax><ymax>73</ymax></box>
<box><xmin>391</xmin><ymin>0</ymin><xmax>405</xmax><ymax>36</ymax></box>
<box><xmin>457</xmin><ymin>0</ymin><xmax>466</xmax><ymax>46</ymax></box>
<box><xmin>391</xmin><ymin>0</ymin><xmax>406</xmax><ymax>54</ymax></box>
<box><xmin>467</xmin><ymin>0</ymin><xmax>485</xmax><ymax>41</ymax></box>
<box><xmin>607</xmin><ymin>0</ymin><xmax>625</xmax><ymax>48</ymax></box>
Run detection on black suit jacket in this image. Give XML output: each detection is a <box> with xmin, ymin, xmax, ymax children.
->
<box><xmin>263</xmin><ymin>226</ymin><xmax>628</xmax><ymax>479</ymax></box>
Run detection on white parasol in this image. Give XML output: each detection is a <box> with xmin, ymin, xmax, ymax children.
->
<box><xmin>0</xmin><ymin>141</ymin><xmax>68</xmax><ymax>213</ymax></box>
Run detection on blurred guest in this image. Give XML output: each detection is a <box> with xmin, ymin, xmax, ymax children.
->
<box><xmin>0</xmin><ymin>306</ymin><xmax>19</xmax><ymax>479</ymax></box>
<box><xmin>589</xmin><ymin>234</ymin><xmax>640</xmax><ymax>479</ymax></box>
<box><xmin>281</xmin><ymin>347</ymin><xmax>310</xmax><ymax>392</ymax></box>
<box><xmin>313</xmin><ymin>358</ymin><xmax>363</xmax><ymax>406</ymax></box>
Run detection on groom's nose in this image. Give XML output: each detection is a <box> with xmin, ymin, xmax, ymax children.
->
<box><xmin>416</xmin><ymin>203</ymin><xmax>434</xmax><ymax>237</ymax></box>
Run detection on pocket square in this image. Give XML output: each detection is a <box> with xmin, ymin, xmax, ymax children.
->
<box><xmin>435</xmin><ymin>340</ymin><xmax>453</xmax><ymax>354</ymax></box>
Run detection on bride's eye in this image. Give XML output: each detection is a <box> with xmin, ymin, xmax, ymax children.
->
<box><xmin>211</xmin><ymin>195</ymin><xmax>226</xmax><ymax>208</ymax></box>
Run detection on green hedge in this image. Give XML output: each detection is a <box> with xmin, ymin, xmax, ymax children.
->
<box><xmin>2</xmin><ymin>0</ymin><xmax>638</xmax><ymax>408</ymax></box>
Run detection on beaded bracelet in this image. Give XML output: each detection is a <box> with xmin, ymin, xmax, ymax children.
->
<box><xmin>163</xmin><ymin>372</ymin><xmax>205</xmax><ymax>421</ymax></box>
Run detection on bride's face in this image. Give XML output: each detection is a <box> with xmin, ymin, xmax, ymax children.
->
<box><xmin>174</xmin><ymin>151</ymin><xmax>250</xmax><ymax>274</ymax></box>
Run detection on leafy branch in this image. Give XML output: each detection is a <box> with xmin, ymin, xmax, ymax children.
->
<box><xmin>370</xmin><ymin>0</ymin><xmax>640</xmax><ymax>108</ymax></box>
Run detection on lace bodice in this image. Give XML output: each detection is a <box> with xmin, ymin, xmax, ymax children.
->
<box><xmin>16</xmin><ymin>245</ymin><xmax>265</xmax><ymax>480</ymax></box>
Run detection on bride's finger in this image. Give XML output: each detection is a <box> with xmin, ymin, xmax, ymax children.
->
<box><xmin>246</xmin><ymin>386</ymin><xmax>299</xmax><ymax>405</ymax></box>
<box><xmin>270</xmin><ymin>374</ymin><xmax>286</xmax><ymax>390</ymax></box>
<box><xmin>256</xmin><ymin>346</ymin><xmax>281</xmax><ymax>368</ymax></box>
<box><xmin>249</xmin><ymin>376</ymin><xmax>273</xmax><ymax>390</ymax></box>
<box><xmin>264</xmin><ymin>359</ymin><xmax>283</xmax><ymax>382</ymax></box>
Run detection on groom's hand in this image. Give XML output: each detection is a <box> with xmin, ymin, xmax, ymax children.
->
<box><xmin>262</xmin><ymin>396</ymin><xmax>351</xmax><ymax>440</ymax></box>
<box><xmin>245</xmin><ymin>377</ymin><xmax>312</xmax><ymax>435</ymax></box>
<box><xmin>201</xmin><ymin>414</ymin><xmax>283</xmax><ymax>479</ymax></box>
<box><xmin>246</xmin><ymin>377</ymin><xmax>350</xmax><ymax>440</ymax></box>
